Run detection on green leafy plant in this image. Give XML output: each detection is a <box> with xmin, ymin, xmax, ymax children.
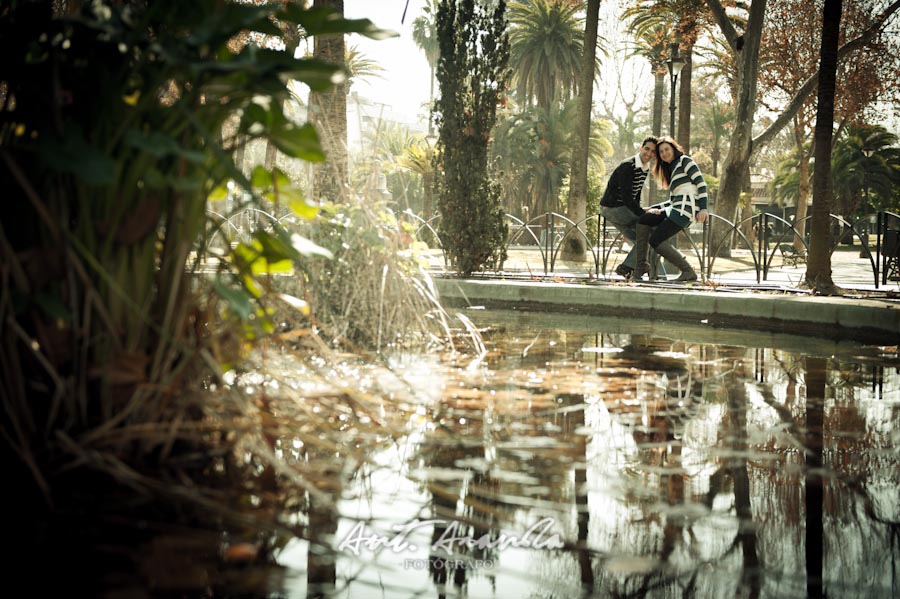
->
<box><xmin>0</xmin><ymin>0</ymin><xmax>389</xmax><ymax>500</ymax></box>
<box><xmin>433</xmin><ymin>0</ymin><xmax>511</xmax><ymax>276</ymax></box>
<box><xmin>288</xmin><ymin>198</ymin><xmax>449</xmax><ymax>352</ymax></box>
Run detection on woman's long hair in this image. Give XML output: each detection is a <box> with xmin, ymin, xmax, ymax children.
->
<box><xmin>653</xmin><ymin>136</ymin><xmax>686</xmax><ymax>188</ymax></box>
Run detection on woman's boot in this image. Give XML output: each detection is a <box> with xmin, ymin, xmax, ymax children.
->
<box><xmin>631</xmin><ymin>224</ymin><xmax>652</xmax><ymax>280</ymax></box>
<box><xmin>655</xmin><ymin>242</ymin><xmax>698</xmax><ymax>282</ymax></box>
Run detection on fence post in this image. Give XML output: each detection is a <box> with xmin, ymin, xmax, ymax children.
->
<box><xmin>597</xmin><ymin>212</ymin><xmax>603</xmax><ymax>278</ymax></box>
<box><xmin>601</xmin><ymin>214</ymin><xmax>608</xmax><ymax>277</ymax></box>
<box><xmin>758</xmin><ymin>213</ymin><xmax>763</xmax><ymax>283</ymax></box>
<box><xmin>767</xmin><ymin>212</ymin><xmax>773</xmax><ymax>281</ymax></box>
<box><xmin>701</xmin><ymin>217</ymin><xmax>709</xmax><ymax>282</ymax></box>
<box><xmin>877</xmin><ymin>211</ymin><xmax>883</xmax><ymax>287</ymax></box>
<box><xmin>542</xmin><ymin>212</ymin><xmax>550</xmax><ymax>275</ymax></box>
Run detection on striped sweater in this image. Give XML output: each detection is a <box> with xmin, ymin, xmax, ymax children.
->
<box><xmin>664</xmin><ymin>155</ymin><xmax>708</xmax><ymax>227</ymax></box>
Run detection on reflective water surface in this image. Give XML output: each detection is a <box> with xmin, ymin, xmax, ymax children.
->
<box><xmin>276</xmin><ymin>310</ymin><xmax>900</xmax><ymax>599</ymax></box>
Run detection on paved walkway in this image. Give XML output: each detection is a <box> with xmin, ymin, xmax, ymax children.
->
<box><xmin>426</xmin><ymin>245</ymin><xmax>898</xmax><ymax>292</ymax></box>
<box><xmin>427</xmin><ymin>246</ymin><xmax>900</xmax><ymax>345</ymax></box>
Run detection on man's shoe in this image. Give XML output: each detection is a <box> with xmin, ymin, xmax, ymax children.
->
<box><xmin>615</xmin><ymin>264</ymin><xmax>633</xmax><ymax>279</ymax></box>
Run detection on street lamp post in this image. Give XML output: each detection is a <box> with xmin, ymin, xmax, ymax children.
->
<box><xmin>666</xmin><ymin>43</ymin><xmax>686</xmax><ymax>137</ymax></box>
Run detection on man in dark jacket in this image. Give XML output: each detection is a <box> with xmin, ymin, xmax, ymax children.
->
<box><xmin>599</xmin><ymin>136</ymin><xmax>669</xmax><ymax>279</ymax></box>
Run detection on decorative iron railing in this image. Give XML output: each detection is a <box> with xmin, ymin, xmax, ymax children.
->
<box><xmin>204</xmin><ymin>205</ymin><xmax>900</xmax><ymax>289</ymax></box>
<box><xmin>400</xmin><ymin>209</ymin><xmax>900</xmax><ymax>289</ymax></box>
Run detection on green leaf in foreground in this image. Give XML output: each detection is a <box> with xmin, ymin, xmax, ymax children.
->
<box><xmin>215</xmin><ymin>280</ymin><xmax>253</xmax><ymax>320</ymax></box>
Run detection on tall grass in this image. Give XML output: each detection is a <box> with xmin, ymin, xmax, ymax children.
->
<box><xmin>287</xmin><ymin>199</ymin><xmax>455</xmax><ymax>354</ymax></box>
<box><xmin>0</xmin><ymin>1</ymin><xmax>391</xmax><ymax>514</ymax></box>
<box><xmin>0</xmin><ymin>12</ymin><xmax>489</xmax><ymax>591</ymax></box>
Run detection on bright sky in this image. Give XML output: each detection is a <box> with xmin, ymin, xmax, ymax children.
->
<box><xmin>340</xmin><ymin>1</ymin><xmax>900</xmax><ymax>145</ymax></box>
<box><xmin>344</xmin><ymin>0</ymin><xmax>433</xmax><ymax>132</ymax></box>
<box><xmin>342</xmin><ymin>0</ymin><xmax>646</xmax><ymax>136</ymax></box>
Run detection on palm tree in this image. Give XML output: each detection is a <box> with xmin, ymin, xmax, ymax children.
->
<box><xmin>310</xmin><ymin>0</ymin><xmax>349</xmax><ymax>204</ymax></box>
<box><xmin>508</xmin><ymin>0</ymin><xmax>585</xmax><ymax>111</ymax></box>
<box><xmin>397</xmin><ymin>138</ymin><xmax>439</xmax><ymax>217</ymax></box>
<box><xmin>362</xmin><ymin>120</ymin><xmax>417</xmax><ymax>162</ymax></box>
<box><xmin>563</xmin><ymin>0</ymin><xmax>602</xmax><ymax>260</ymax></box>
<box><xmin>624</xmin><ymin>0</ymin><xmax>714</xmax><ymax>150</ymax></box>
<box><xmin>352</xmin><ymin>122</ymin><xmax>427</xmax><ymax>211</ymax></box>
<box><xmin>694</xmin><ymin>93</ymin><xmax>732</xmax><ymax>178</ymax></box>
<box><xmin>346</xmin><ymin>44</ymin><xmax>385</xmax><ymax>89</ymax></box>
<box><xmin>492</xmin><ymin>100</ymin><xmax>611</xmax><ymax>217</ymax></box>
<box><xmin>504</xmin><ymin>0</ymin><xmax>606</xmax><ymax>220</ymax></box>
<box><xmin>260</xmin><ymin>6</ymin><xmax>310</xmax><ymax>172</ymax></box>
<box><xmin>770</xmin><ymin>126</ymin><xmax>900</xmax><ymax>254</ymax></box>
<box><xmin>770</xmin><ymin>151</ymin><xmax>803</xmax><ymax>210</ymax></box>
<box><xmin>490</xmin><ymin>101</ymin><xmax>536</xmax><ymax>215</ymax></box>
<box><xmin>412</xmin><ymin>0</ymin><xmax>440</xmax><ymax>132</ymax></box>
<box><xmin>832</xmin><ymin>124</ymin><xmax>900</xmax><ymax>219</ymax></box>
<box><xmin>806</xmin><ymin>0</ymin><xmax>842</xmax><ymax>293</ymax></box>
<box><xmin>626</xmin><ymin>23</ymin><xmax>673</xmax><ymax>138</ymax></box>
<box><xmin>523</xmin><ymin>104</ymin><xmax>576</xmax><ymax>215</ymax></box>
<box><xmin>691</xmin><ymin>21</ymin><xmax>740</xmax><ymax>100</ymax></box>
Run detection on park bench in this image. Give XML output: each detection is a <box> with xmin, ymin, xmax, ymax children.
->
<box><xmin>779</xmin><ymin>243</ymin><xmax>806</xmax><ymax>267</ymax></box>
<box><xmin>884</xmin><ymin>229</ymin><xmax>900</xmax><ymax>281</ymax></box>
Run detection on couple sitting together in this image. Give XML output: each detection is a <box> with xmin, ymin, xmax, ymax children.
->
<box><xmin>599</xmin><ymin>135</ymin><xmax>709</xmax><ymax>283</ymax></box>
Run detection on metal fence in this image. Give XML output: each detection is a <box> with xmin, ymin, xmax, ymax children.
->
<box><xmin>400</xmin><ymin>209</ymin><xmax>900</xmax><ymax>289</ymax></box>
<box><xmin>201</xmin><ymin>204</ymin><xmax>900</xmax><ymax>289</ymax></box>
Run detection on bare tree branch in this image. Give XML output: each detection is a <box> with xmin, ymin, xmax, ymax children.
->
<box><xmin>705</xmin><ymin>0</ymin><xmax>740</xmax><ymax>51</ymax></box>
<box><xmin>752</xmin><ymin>0</ymin><xmax>900</xmax><ymax>153</ymax></box>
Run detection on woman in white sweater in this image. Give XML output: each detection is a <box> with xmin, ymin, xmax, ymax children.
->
<box><xmin>632</xmin><ymin>136</ymin><xmax>709</xmax><ymax>282</ymax></box>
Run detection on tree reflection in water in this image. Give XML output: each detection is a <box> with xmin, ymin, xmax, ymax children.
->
<box><xmin>806</xmin><ymin>356</ymin><xmax>826</xmax><ymax>599</ymax></box>
<box><xmin>281</xmin><ymin>311</ymin><xmax>900</xmax><ymax>599</ymax></box>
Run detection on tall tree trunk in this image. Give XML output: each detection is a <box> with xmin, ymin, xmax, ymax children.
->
<box><xmin>804</xmin><ymin>356</ymin><xmax>827</xmax><ymax>598</ymax></box>
<box><xmin>310</xmin><ymin>0</ymin><xmax>348</xmax><ymax>204</ymax></box>
<box><xmin>794</xmin><ymin>159</ymin><xmax>811</xmax><ymax>249</ymax></box>
<box><xmin>561</xmin><ymin>0</ymin><xmax>600</xmax><ymax>261</ymax></box>
<box><xmin>652</xmin><ymin>68</ymin><xmax>664</xmax><ymax>136</ymax></box>
<box><xmin>676</xmin><ymin>43</ymin><xmax>694</xmax><ymax>151</ymax></box>
<box><xmin>739</xmin><ymin>164</ymin><xmax>753</xmax><ymax>246</ymax></box>
<box><xmin>233</xmin><ymin>140</ymin><xmax>245</xmax><ymax>179</ymax></box>
<box><xmin>262</xmin><ymin>5</ymin><xmax>305</xmax><ymax>183</ymax></box>
<box><xmin>220</xmin><ymin>112</ymin><xmax>246</xmax><ymax>181</ymax></box>
<box><xmin>712</xmin><ymin>136</ymin><xmax>720</xmax><ymax>176</ymax></box>
<box><xmin>805</xmin><ymin>0</ymin><xmax>842</xmax><ymax>293</ymax></box>
<box><xmin>535</xmin><ymin>97</ymin><xmax>552</xmax><ymax>217</ymax></box>
<box><xmin>264</xmin><ymin>141</ymin><xmax>277</xmax><ymax>170</ymax></box>
<box><xmin>705</xmin><ymin>0</ymin><xmax>767</xmax><ymax>257</ymax></box>
<box><xmin>727</xmin><ymin>364</ymin><xmax>762</xmax><ymax>598</ymax></box>
<box><xmin>673</xmin><ymin>44</ymin><xmax>696</xmax><ymax>251</ymax></box>
<box><xmin>711</xmin><ymin>102</ymin><xmax>722</xmax><ymax>176</ymax></box>
<box><xmin>649</xmin><ymin>67</ymin><xmax>664</xmax><ymax>202</ymax></box>
<box><xmin>427</xmin><ymin>66</ymin><xmax>435</xmax><ymax>135</ymax></box>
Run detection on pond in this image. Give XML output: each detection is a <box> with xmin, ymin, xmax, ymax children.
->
<box><xmin>274</xmin><ymin>310</ymin><xmax>900</xmax><ymax>599</ymax></box>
